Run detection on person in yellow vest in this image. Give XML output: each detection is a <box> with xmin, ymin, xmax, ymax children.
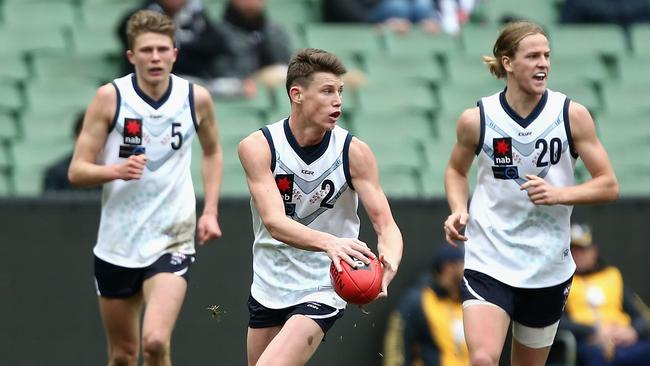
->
<box><xmin>562</xmin><ymin>223</ymin><xmax>650</xmax><ymax>366</ymax></box>
<box><xmin>383</xmin><ymin>245</ymin><xmax>468</xmax><ymax>366</ymax></box>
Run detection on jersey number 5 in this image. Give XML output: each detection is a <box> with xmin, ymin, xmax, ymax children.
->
<box><xmin>171</xmin><ymin>122</ymin><xmax>183</xmax><ymax>150</ymax></box>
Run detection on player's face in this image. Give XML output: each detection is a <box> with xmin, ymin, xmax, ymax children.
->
<box><xmin>128</xmin><ymin>32</ymin><xmax>177</xmax><ymax>85</ymax></box>
<box><xmin>506</xmin><ymin>33</ymin><xmax>550</xmax><ymax>96</ymax></box>
<box><xmin>300</xmin><ymin>72</ymin><xmax>344</xmax><ymax>130</ymax></box>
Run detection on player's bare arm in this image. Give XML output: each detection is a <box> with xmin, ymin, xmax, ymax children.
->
<box><xmin>194</xmin><ymin>84</ymin><xmax>223</xmax><ymax>244</ymax></box>
<box><xmin>69</xmin><ymin>84</ymin><xmax>147</xmax><ymax>187</ymax></box>
<box><xmin>520</xmin><ymin>101</ymin><xmax>619</xmax><ymax>205</ymax></box>
<box><xmin>444</xmin><ymin>107</ymin><xmax>480</xmax><ymax>246</ymax></box>
<box><xmin>348</xmin><ymin>137</ymin><xmax>403</xmax><ymax>297</ymax></box>
<box><xmin>238</xmin><ymin>131</ymin><xmax>375</xmax><ymax>271</ymax></box>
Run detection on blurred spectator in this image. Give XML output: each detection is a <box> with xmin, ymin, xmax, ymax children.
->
<box><xmin>322</xmin><ymin>0</ymin><xmax>474</xmax><ymax>35</ymax></box>
<box><xmin>42</xmin><ymin>111</ymin><xmax>100</xmax><ymax>194</ymax></box>
<box><xmin>560</xmin><ymin>0</ymin><xmax>650</xmax><ymax>28</ymax></box>
<box><xmin>117</xmin><ymin>0</ymin><xmax>223</xmax><ymax>79</ymax></box>
<box><xmin>383</xmin><ymin>245</ymin><xmax>468</xmax><ymax>366</ymax></box>
<box><xmin>561</xmin><ymin>223</ymin><xmax>650</xmax><ymax>366</ymax></box>
<box><xmin>211</xmin><ymin>0</ymin><xmax>292</xmax><ymax>98</ymax></box>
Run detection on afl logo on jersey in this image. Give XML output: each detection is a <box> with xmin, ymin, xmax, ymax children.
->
<box><xmin>123</xmin><ymin>118</ymin><xmax>143</xmax><ymax>145</ymax></box>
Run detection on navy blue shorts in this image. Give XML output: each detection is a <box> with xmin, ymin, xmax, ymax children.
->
<box><xmin>461</xmin><ymin>269</ymin><xmax>573</xmax><ymax>327</ymax></box>
<box><xmin>94</xmin><ymin>253</ymin><xmax>195</xmax><ymax>298</ymax></box>
<box><xmin>248</xmin><ymin>295</ymin><xmax>344</xmax><ymax>334</ymax></box>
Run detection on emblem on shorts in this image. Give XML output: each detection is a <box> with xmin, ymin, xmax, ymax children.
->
<box><xmin>123</xmin><ymin>118</ymin><xmax>143</xmax><ymax>145</ymax></box>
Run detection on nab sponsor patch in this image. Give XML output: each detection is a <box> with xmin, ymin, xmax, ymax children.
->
<box><xmin>492</xmin><ymin>166</ymin><xmax>519</xmax><ymax>180</ymax></box>
<box><xmin>123</xmin><ymin>118</ymin><xmax>143</xmax><ymax>145</ymax></box>
<box><xmin>275</xmin><ymin>174</ymin><xmax>294</xmax><ymax>202</ymax></box>
<box><xmin>492</xmin><ymin>137</ymin><xmax>513</xmax><ymax>165</ymax></box>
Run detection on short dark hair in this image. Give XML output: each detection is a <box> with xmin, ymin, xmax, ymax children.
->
<box><xmin>285</xmin><ymin>48</ymin><xmax>347</xmax><ymax>97</ymax></box>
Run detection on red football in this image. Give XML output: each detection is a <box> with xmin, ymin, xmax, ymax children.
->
<box><xmin>330</xmin><ymin>257</ymin><xmax>383</xmax><ymax>305</ymax></box>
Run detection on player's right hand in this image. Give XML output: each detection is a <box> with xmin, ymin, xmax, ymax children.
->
<box><xmin>444</xmin><ymin>212</ymin><xmax>469</xmax><ymax>246</ymax></box>
<box><xmin>327</xmin><ymin>238</ymin><xmax>376</xmax><ymax>272</ymax></box>
<box><xmin>120</xmin><ymin>154</ymin><xmax>147</xmax><ymax>180</ymax></box>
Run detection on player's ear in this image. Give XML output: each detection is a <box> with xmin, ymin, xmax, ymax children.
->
<box><xmin>126</xmin><ymin>50</ymin><xmax>135</xmax><ymax>65</ymax></box>
<box><xmin>502</xmin><ymin>56</ymin><xmax>513</xmax><ymax>73</ymax></box>
<box><xmin>289</xmin><ymin>86</ymin><xmax>302</xmax><ymax>104</ymax></box>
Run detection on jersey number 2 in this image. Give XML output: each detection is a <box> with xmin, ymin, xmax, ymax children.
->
<box><xmin>320</xmin><ymin>180</ymin><xmax>335</xmax><ymax>209</ymax></box>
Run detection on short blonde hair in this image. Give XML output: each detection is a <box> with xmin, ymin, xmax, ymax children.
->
<box><xmin>483</xmin><ymin>21</ymin><xmax>546</xmax><ymax>79</ymax></box>
<box><xmin>126</xmin><ymin>10</ymin><xmax>176</xmax><ymax>50</ymax></box>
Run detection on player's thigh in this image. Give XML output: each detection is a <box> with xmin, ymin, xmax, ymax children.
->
<box><xmin>511</xmin><ymin>336</ymin><xmax>552</xmax><ymax>366</ymax></box>
<box><xmin>463</xmin><ymin>303</ymin><xmax>510</xmax><ymax>355</ymax></box>
<box><xmin>256</xmin><ymin>315</ymin><xmax>324</xmax><ymax>366</ymax></box>
<box><xmin>98</xmin><ymin>295</ymin><xmax>143</xmax><ymax>349</ymax></box>
<box><xmin>247</xmin><ymin>325</ymin><xmax>282</xmax><ymax>366</ymax></box>
<box><xmin>141</xmin><ymin>272</ymin><xmax>187</xmax><ymax>339</ymax></box>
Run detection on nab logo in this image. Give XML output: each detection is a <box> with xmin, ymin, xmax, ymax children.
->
<box><xmin>275</xmin><ymin>174</ymin><xmax>294</xmax><ymax>203</ymax></box>
<box><xmin>493</xmin><ymin>137</ymin><xmax>513</xmax><ymax>165</ymax></box>
<box><xmin>124</xmin><ymin>118</ymin><xmax>143</xmax><ymax>145</ymax></box>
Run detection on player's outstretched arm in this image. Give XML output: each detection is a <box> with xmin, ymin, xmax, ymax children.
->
<box><xmin>69</xmin><ymin>84</ymin><xmax>147</xmax><ymax>186</ymax></box>
<box><xmin>443</xmin><ymin>108</ymin><xmax>480</xmax><ymax>246</ymax></box>
<box><xmin>348</xmin><ymin>137</ymin><xmax>403</xmax><ymax>298</ymax></box>
<box><xmin>238</xmin><ymin>131</ymin><xmax>375</xmax><ymax>270</ymax></box>
<box><xmin>521</xmin><ymin>101</ymin><xmax>619</xmax><ymax>205</ymax></box>
<box><xmin>194</xmin><ymin>84</ymin><xmax>223</xmax><ymax>245</ymax></box>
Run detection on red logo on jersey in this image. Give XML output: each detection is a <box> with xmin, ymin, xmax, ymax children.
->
<box><xmin>492</xmin><ymin>137</ymin><xmax>512</xmax><ymax>165</ymax></box>
<box><xmin>275</xmin><ymin>174</ymin><xmax>294</xmax><ymax>202</ymax></box>
<box><xmin>124</xmin><ymin>118</ymin><xmax>142</xmax><ymax>145</ymax></box>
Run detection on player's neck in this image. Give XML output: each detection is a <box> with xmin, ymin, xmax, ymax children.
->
<box><xmin>287</xmin><ymin>115</ymin><xmax>327</xmax><ymax>147</ymax></box>
<box><xmin>504</xmin><ymin>86</ymin><xmax>543</xmax><ymax>119</ymax></box>
<box><xmin>135</xmin><ymin>74</ymin><xmax>171</xmax><ymax>101</ymax></box>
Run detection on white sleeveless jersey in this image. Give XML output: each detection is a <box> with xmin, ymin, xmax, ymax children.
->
<box><xmin>94</xmin><ymin>74</ymin><xmax>198</xmax><ymax>268</ymax></box>
<box><xmin>250</xmin><ymin>119</ymin><xmax>360</xmax><ymax>309</ymax></box>
<box><xmin>466</xmin><ymin>89</ymin><xmax>577</xmax><ymax>288</ymax></box>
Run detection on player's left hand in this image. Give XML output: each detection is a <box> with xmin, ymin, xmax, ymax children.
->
<box><xmin>520</xmin><ymin>174</ymin><xmax>562</xmax><ymax>205</ymax></box>
<box><xmin>197</xmin><ymin>213</ymin><xmax>222</xmax><ymax>245</ymax></box>
<box><xmin>376</xmin><ymin>254</ymin><xmax>397</xmax><ymax>300</ymax></box>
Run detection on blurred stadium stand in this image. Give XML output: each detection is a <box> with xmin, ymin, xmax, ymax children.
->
<box><xmin>0</xmin><ymin>0</ymin><xmax>647</xmax><ymax>198</ymax></box>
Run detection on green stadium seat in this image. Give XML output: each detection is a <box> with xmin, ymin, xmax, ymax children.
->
<box><xmin>72</xmin><ymin>27</ymin><xmax>122</xmax><ymax>57</ymax></box>
<box><xmin>215</xmin><ymin>106</ymin><xmax>264</xmax><ymax>142</ymax></box>
<box><xmin>630</xmin><ymin>24</ymin><xmax>650</xmax><ymax>56</ymax></box>
<box><xmin>303</xmin><ymin>24</ymin><xmax>385</xmax><ymax>59</ymax></box>
<box><xmin>549</xmin><ymin>80</ymin><xmax>601</xmax><ymax>117</ymax></box>
<box><xmin>0</xmin><ymin>82</ymin><xmax>23</xmax><ymax>114</ymax></box>
<box><xmin>355</xmin><ymin>80</ymin><xmax>436</xmax><ymax>115</ymax></box>
<box><xmin>363</xmin><ymin>54</ymin><xmax>444</xmax><ymax>87</ymax></box>
<box><xmin>459</xmin><ymin>24</ymin><xmax>503</xmax><ymax>58</ymax></box>
<box><xmin>10</xmin><ymin>138</ymin><xmax>73</xmax><ymax>196</ymax></box>
<box><xmin>32</xmin><ymin>54</ymin><xmax>120</xmax><ymax>84</ymax></box>
<box><xmin>353</xmin><ymin>110</ymin><xmax>434</xmax><ymax>146</ymax></box>
<box><xmin>613</xmin><ymin>55</ymin><xmax>650</xmax><ymax>87</ymax></box>
<box><xmin>81</xmin><ymin>2</ymin><xmax>135</xmax><ymax>32</ymax></box>
<box><xmin>384</xmin><ymin>28</ymin><xmax>462</xmax><ymax>58</ymax></box>
<box><xmin>549</xmin><ymin>25</ymin><xmax>628</xmax><ymax>59</ymax></box>
<box><xmin>0</xmin><ymin>112</ymin><xmax>20</xmax><ymax>141</ymax></box>
<box><xmin>266</xmin><ymin>0</ymin><xmax>319</xmax><ymax>28</ymax></box>
<box><xmin>440</xmin><ymin>54</ymin><xmax>503</xmax><ymax>88</ymax></box>
<box><xmin>2</xmin><ymin>2</ymin><xmax>78</xmax><ymax>29</ymax></box>
<box><xmin>600</xmin><ymin>83</ymin><xmax>650</xmax><ymax>115</ymax></box>
<box><xmin>0</xmin><ymin>54</ymin><xmax>29</xmax><ymax>84</ymax></box>
<box><xmin>379</xmin><ymin>165</ymin><xmax>423</xmax><ymax>198</ymax></box>
<box><xmin>24</xmin><ymin>78</ymin><xmax>98</xmax><ymax>113</ymax></box>
<box><xmin>549</xmin><ymin>54</ymin><xmax>612</xmax><ymax>87</ymax></box>
<box><xmin>482</xmin><ymin>0</ymin><xmax>559</xmax><ymax>27</ymax></box>
<box><xmin>0</xmin><ymin>26</ymin><xmax>70</xmax><ymax>57</ymax></box>
<box><xmin>191</xmin><ymin>137</ymin><xmax>249</xmax><ymax>197</ymax></box>
<box><xmin>369</xmin><ymin>139</ymin><xmax>426</xmax><ymax>174</ymax></box>
<box><xmin>20</xmin><ymin>108</ymin><xmax>83</xmax><ymax>143</ymax></box>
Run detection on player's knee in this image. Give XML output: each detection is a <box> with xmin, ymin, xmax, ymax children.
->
<box><xmin>142</xmin><ymin>334</ymin><xmax>169</xmax><ymax>358</ymax></box>
<box><xmin>470</xmin><ymin>350</ymin><xmax>500</xmax><ymax>366</ymax></box>
<box><xmin>109</xmin><ymin>349</ymin><xmax>138</xmax><ymax>366</ymax></box>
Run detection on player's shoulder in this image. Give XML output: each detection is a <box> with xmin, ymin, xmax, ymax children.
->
<box><xmin>190</xmin><ymin>83</ymin><xmax>213</xmax><ymax>107</ymax></box>
<box><xmin>239</xmin><ymin>129</ymin><xmax>266</xmax><ymax>151</ymax></box>
<box><xmin>457</xmin><ymin>106</ymin><xmax>481</xmax><ymax>129</ymax></box>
